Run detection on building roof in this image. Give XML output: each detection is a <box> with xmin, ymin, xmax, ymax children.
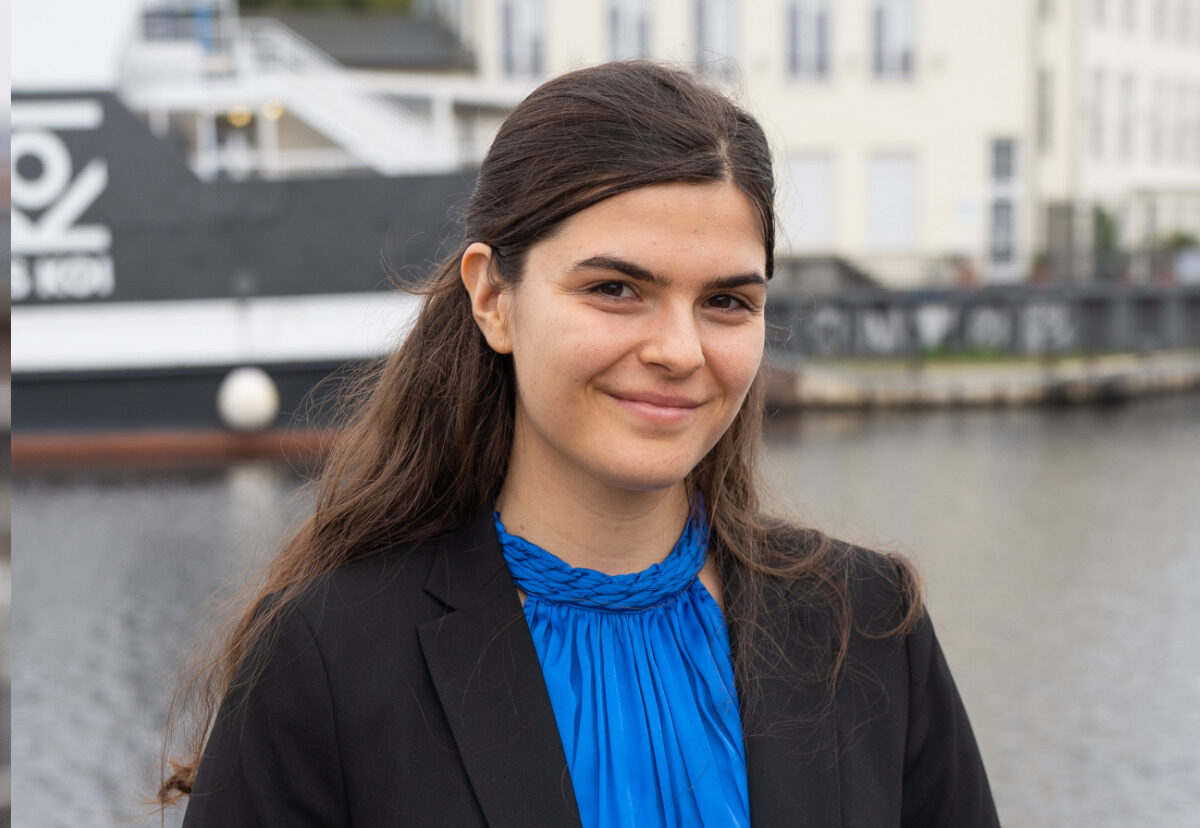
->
<box><xmin>264</xmin><ymin>11</ymin><xmax>475</xmax><ymax>72</ymax></box>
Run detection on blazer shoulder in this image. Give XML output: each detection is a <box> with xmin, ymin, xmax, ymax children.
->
<box><xmin>311</xmin><ymin>538</ymin><xmax>438</xmax><ymax>604</ymax></box>
<box><xmin>278</xmin><ymin>533</ymin><xmax>451</xmax><ymax>647</ymax></box>
<box><xmin>759</xmin><ymin>522</ymin><xmax>923</xmax><ymax>637</ymax></box>
<box><xmin>842</xmin><ymin>542</ymin><xmax>924</xmax><ymax>637</ymax></box>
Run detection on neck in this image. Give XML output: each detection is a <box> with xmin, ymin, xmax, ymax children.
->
<box><xmin>496</xmin><ymin>453</ymin><xmax>691</xmax><ymax>577</ymax></box>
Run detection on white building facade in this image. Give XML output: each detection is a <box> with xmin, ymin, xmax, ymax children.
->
<box><xmin>26</xmin><ymin>0</ymin><xmax>1196</xmax><ymax>288</ymax></box>
<box><xmin>429</xmin><ymin>0</ymin><xmax>1200</xmax><ymax>287</ymax></box>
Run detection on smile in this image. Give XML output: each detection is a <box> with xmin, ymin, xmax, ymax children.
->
<box><xmin>607</xmin><ymin>391</ymin><xmax>704</xmax><ymax>426</ymax></box>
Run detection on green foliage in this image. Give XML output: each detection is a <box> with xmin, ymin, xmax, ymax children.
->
<box><xmin>238</xmin><ymin>0</ymin><xmax>415</xmax><ymax>11</ymax></box>
<box><xmin>1092</xmin><ymin>205</ymin><xmax>1119</xmax><ymax>254</ymax></box>
<box><xmin>1159</xmin><ymin>231</ymin><xmax>1199</xmax><ymax>252</ymax></box>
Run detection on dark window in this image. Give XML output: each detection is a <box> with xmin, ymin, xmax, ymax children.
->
<box><xmin>1038</xmin><ymin>68</ymin><xmax>1053</xmax><ymax>153</ymax></box>
<box><xmin>992</xmin><ymin>138</ymin><xmax>1015</xmax><ymax>181</ymax></box>
<box><xmin>871</xmin><ymin>0</ymin><xmax>916</xmax><ymax>80</ymax></box>
<box><xmin>787</xmin><ymin>0</ymin><xmax>831</xmax><ymax>80</ymax></box>
<box><xmin>991</xmin><ymin>199</ymin><xmax>1015</xmax><ymax>262</ymax></box>
<box><xmin>501</xmin><ymin>2</ymin><xmax>515</xmax><ymax>76</ymax></box>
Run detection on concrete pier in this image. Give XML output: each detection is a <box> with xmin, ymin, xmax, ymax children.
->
<box><xmin>765</xmin><ymin>350</ymin><xmax>1200</xmax><ymax>409</ymax></box>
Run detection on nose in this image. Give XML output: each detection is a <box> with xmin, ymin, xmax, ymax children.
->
<box><xmin>639</xmin><ymin>303</ymin><xmax>705</xmax><ymax>376</ymax></box>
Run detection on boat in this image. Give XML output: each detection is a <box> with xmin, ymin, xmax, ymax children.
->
<box><xmin>10</xmin><ymin>1</ymin><xmax>523</xmax><ymax>464</ymax></box>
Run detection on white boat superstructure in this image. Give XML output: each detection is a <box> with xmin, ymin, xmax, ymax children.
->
<box><xmin>117</xmin><ymin>1</ymin><xmax>530</xmax><ymax>180</ymax></box>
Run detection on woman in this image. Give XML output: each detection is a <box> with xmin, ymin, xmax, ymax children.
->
<box><xmin>162</xmin><ymin>62</ymin><xmax>1000</xmax><ymax>827</ymax></box>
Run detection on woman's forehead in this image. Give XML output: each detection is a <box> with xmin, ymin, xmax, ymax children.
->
<box><xmin>528</xmin><ymin>182</ymin><xmax>767</xmax><ymax>276</ymax></box>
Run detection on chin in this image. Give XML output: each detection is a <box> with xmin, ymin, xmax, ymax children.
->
<box><xmin>593</xmin><ymin>459</ymin><xmax>697</xmax><ymax>494</ymax></box>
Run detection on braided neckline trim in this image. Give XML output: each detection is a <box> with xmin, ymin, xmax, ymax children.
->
<box><xmin>494</xmin><ymin>507</ymin><xmax>708</xmax><ymax>611</ymax></box>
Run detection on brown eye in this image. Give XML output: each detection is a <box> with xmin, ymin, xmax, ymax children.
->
<box><xmin>594</xmin><ymin>281</ymin><xmax>633</xmax><ymax>298</ymax></box>
<box><xmin>707</xmin><ymin>294</ymin><xmax>748</xmax><ymax>311</ymax></box>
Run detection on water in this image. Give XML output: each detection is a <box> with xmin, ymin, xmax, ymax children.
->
<box><xmin>11</xmin><ymin>463</ymin><xmax>310</xmax><ymax>828</ymax></box>
<box><xmin>761</xmin><ymin>394</ymin><xmax>1200</xmax><ymax>827</ymax></box>
<box><xmin>11</xmin><ymin>393</ymin><xmax>1200</xmax><ymax>827</ymax></box>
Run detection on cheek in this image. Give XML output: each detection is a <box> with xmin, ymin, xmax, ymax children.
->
<box><xmin>511</xmin><ymin>305</ymin><xmax>622</xmax><ymax>372</ymax></box>
<box><xmin>508</xmin><ymin>315</ymin><xmax>614</xmax><ymax>405</ymax></box>
<box><xmin>709</xmin><ymin>330</ymin><xmax>765</xmax><ymax>398</ymax></box>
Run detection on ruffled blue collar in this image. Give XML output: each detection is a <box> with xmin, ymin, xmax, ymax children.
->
<box><xmin>494</xmin><ymin>506</ymin><xmax>708</xmax><ymax>612</ymax></box>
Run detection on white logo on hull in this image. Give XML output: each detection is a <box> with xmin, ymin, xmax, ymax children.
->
<box><xmin>10</xmin><ymin>99</ymin><xmax>115</xmax><ymax>302</ymax></box>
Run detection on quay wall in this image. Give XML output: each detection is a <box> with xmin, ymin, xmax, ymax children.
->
<box><xmin>765</xmin><ymin>284</ymin><xmax>1200</xmax><ymax>360</ymax></box>
<box><xmin>763</xmin><ymin>284</ymin><xmax>1200</xmax><ymax>409</ymax></box>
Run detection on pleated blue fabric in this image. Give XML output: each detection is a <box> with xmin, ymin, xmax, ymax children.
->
<box><xmin>494</xmin><ymin>508</ymin><xmax>750</xmax><ymax>828</ymax></box>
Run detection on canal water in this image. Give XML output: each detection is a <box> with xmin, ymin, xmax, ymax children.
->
<box><xmin>11</xmin><ymin>393</ymin><xmax>1200</xmax><ymax>827</ymax></box>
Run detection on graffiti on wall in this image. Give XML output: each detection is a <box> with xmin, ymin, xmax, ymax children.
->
<box><xmin>793</xmin><ymin>299</ymin><xmax>1079</xmax><ymax>357</ymax></box>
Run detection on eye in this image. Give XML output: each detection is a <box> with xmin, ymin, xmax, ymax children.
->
<box><xmin>591</xmin><ymin>281</ymin><xmax>635</xmax><ymax>299</ymax></box>
<box><xmin>706</xmin><ymin>293</ymin><xmax>754</xmax><ymax>312</ymax></box>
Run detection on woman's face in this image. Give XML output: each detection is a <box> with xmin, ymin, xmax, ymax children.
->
<box><xmin>476</xmin><ymin>181</ymin><xmax>767</xmax><ymax>496</ymax></box>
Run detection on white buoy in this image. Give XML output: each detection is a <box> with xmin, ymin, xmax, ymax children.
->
<box><xmin>216</xmin><ymin>366</ymin><xmax>280</xmax><ymax>432</ymax></box>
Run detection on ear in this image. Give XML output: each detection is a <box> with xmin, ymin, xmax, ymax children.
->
<box><xmin>460</xmin><ymin>242</ymin><xmax>513</xmax><ymax>354</ymax></box>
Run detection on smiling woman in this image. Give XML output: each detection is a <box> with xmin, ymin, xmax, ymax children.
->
<box><xmin>162</xmin><ymin>62</ymin><xmax>1000</xmax><ymax>827</ymax></box>
<box><xmin>463</xmin><ymin>182</ymin><xmax>767</xmax><ymax>537</ymax></box>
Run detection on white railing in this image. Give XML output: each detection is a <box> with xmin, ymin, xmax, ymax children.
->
<box><xmin>123</xmin><ymin>12</ymin><xmax>469</xmax><ymax>177</ymax></box>
<box><xmin>237</xmin><ymin>17</ymin><xmax>457</xmax><ymax>174</ymax></box>
<box><xmin>122</xmin><ymin>10</ymin><xmax>534</xmax><ymax>178</ymax></box>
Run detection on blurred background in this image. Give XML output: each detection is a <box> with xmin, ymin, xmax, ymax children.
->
<box><xmin>7</xmin><ymin>0</ymin><xmax>1200</xmax><ymax>826</ymax></box>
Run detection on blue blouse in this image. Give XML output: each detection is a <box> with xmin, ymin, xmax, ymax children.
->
<box><xmin>494</xmin><ymin>508</ymin><xmax>750</xmax><ymax>828</ymax></box>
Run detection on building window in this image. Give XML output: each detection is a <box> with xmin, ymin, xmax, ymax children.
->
<box><xmin>695</xmin><ymin>0</ymin><xmax>737</xmax><ymax>78</ymax></box>
<box><xmin>787</xmin><ymin>0</ymin><xmax>831</xmax><ymax>80</ymax></box>
<box><xmin>1154</xmin><ymin>0</ymin><xmax>1168</xmax><ymax>37</ymax></box>
<box><xmin>1040</xmin><ymin>0</ymin><xmax>1054</xmax><ymax>21</ymax></box>
<box><xmin>1094</xmin><ymin>0</ymin><xmax>1106</xmax><ymax>25</ymax></box>
<box><xmin>782</xmin><ymin>154</ymin><xmax>835</xmax><ymax>251</ymax></box>
<box><xmin>1176</xmin><ymin>82</ymin><xmax>1189</xmax><ymax>163</ymax></box>
<box><xmin>1123</xmin><ymin>0</ymin><xmax>1136</xmax><ymax>30</ymax></box>
<box><xmin>1118</xmin><ymin>75</ymin><xmax>1135</xmax><ymax>160</ymax></box>
<box><xmin>871</xmin><ymin>0</ymin><xmax>916</xmax><ymax>79</ymax></box>
<box><xmin>1185</xmin><ymin>84</ymin><xmax>1195</xmax><ymax>164</ymax></box>
<box><xmin>867</xmin><ymin>152</ymin><xmax>918</xmax><ymax>251</ymax></box>
<box><xmin>1151</xmin><ymin>79</ymin><xmax>1165</xmax><ymax>161</ymax></box>
<box><xmin>990</xmin><ymin>199</ymin><xmax>1015</xmax><ymax>263</ymax></box>
<box><xmin>1194</xmin><ymin>86</ymin><xmax>1200</xmax><ymax>166</ymax></box>
<box><xmin>1091</xmin><ymin>70</ymin><xmax>1106</xmax><ymax>158</ymax></box>
<box><xmin>991</xmin><ymin>139</ymin><xmax>1015</xmax><ymax>182</ymax></box>
<box><xmin>608</xmin><ymin>0</ymin><xmax>652</xmax><ymax>60</ymax></box>
<box><xmin>500</xmin><ymin>0</ymin><xmax>545</xmax><ymax>78</ymax></box>
<box><xmin>1038</xmin><ymin>67</ymin><xmax>1053</xmax><ymax>153</ymax></box>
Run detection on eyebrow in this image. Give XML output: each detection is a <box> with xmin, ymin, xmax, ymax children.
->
<box><xmin>570</xmin><ymin>255</ymin><xmax>767</xmax><ymax>291</ymax></box>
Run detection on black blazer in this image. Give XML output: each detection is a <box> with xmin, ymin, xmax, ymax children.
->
<box><xmin>183</xmin><ymin>507</ymin><xmax>1000</xmax><ymax>827</ymax></box>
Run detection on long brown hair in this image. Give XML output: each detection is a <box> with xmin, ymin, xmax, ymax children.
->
<box><xmin>159</xmin><ymin>61</ymin><xmax>921</xmax><ymax>804</ymax></box>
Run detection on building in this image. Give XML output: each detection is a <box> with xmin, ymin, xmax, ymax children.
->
<box><xmin>10</xmin><ymin>0</ymin><xmax>1200</xmax><ymax>441</ymax></box>
<box><xmin>15</xmin><ymin>0</ymin><xmax>1200</xmax><ymax>288</ymax></box>
<box><xmin>1040</xmin><ymin>0</ymin><xmax>1200</xmax><ymax>283</ymax></box>
<box><xmin>426</xmin><ymin>0</ymin><xmax>1200</xmax><ymax>287</ymax></box>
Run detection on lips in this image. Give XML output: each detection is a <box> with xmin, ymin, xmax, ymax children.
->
<box><xmin>609</xmin><ymin>391</ymin><xmax>703</xmax><ymax>409</ymax></box>
<box><xmin>607</xmin><ymin>390</ymin><xmax>705</xmax><ymax>426</ymax></box>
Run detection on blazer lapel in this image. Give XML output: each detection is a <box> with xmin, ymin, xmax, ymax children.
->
<box><xmin>730</xmin><ymin>575</ymin><xmax>844</xmax><ymax>827</ymax></box>
<box><xmin>418</xmin><ymin>507</ymin><xmax>582</xmax><ymax>828</ymax></box>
